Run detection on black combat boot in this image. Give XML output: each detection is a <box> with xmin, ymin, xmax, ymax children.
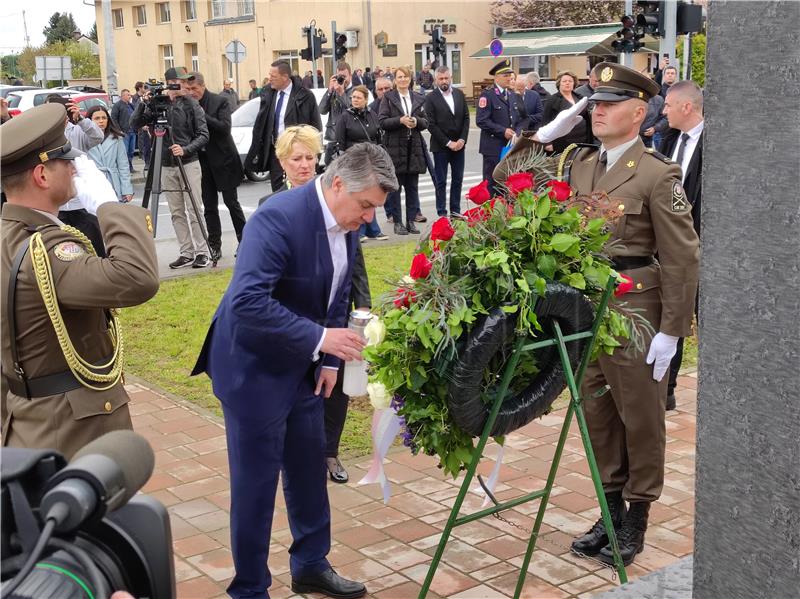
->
<box><xmin>571</xmin><ymin>491</ymin><xmax>627</xmax><ymax>557</ymax></box>
<box><xmin>599</xmin><ymin>501</ymin><xmax>650</xmax><ymax>566</ymax></box>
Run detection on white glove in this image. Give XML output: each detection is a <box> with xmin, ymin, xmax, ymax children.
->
<box><xmin>72</xmin><ymin>154</ymin><xmax>118</xmax><ymax>215</ymax></box>
<box><xmin>536</xmin><ymin>97</ymin><xmax>589</xmax><ymax>144</ymax></box>
<box><xmin>645</xmin><ymin>332</ymin><xmax>679</xmax><ymax>382</ymax></box>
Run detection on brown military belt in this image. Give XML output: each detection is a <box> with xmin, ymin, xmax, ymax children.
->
<box><xmin>4</xmin><ymin>371</ymin><xmax>84</xmax><ymax>399</ymax></box>
<box><xmin>612</xmin><ymin>256</ymin><xmax>654</xmax><ymax>271</ymax></box>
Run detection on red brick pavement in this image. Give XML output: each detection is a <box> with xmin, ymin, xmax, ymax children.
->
<box><xmin>127</xmin><ymin>373</ymin><xmax>697</xmax><ymax>598</ymax></box>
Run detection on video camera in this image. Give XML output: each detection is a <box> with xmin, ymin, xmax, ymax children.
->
<box><xmin>143</xmin><ymin>79</ymin><xmax>182</xmax><ymax>114</ymax></box>
<box><xmin>0</xmin><ymin>431</ymin><xmax>175</xmax><ymax>598</ymax></box>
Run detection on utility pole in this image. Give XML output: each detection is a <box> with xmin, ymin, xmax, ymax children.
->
<box><xmin>620</xmin><ymin>0</ymin><xmax>634</xmax><ymax>67</ymax></box>
<box><xmin>22</xmin><ymin>10</ymin><xmax>30</xmax><ymax>47</ymax></box>
<box><xmin>660</xmin><ymin>0</ymin><xmax>678</xmax><ymax>66</ymax></box>
<box><xmin>101</xmin><ymin>0</ymin><xmax>118</xmax><ymax>94</ymax></box>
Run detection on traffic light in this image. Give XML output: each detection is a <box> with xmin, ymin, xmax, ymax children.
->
<box><xmin>335</xmin><ymin>33</ymin><xmax>348</xmax><ymax>60</ymax></box>
<box><xmin>637</xmin><ymin>0</ymin><xmax>666</xmax><ymax>38</ymax></box>
<box><xmin>612</xmin><ymin>14</ymin><xmax>645</xmax><ymax>53</ymax></box>
<box><xmin>430</xmin><ymin>27</ymin><xmax>447</xmax><ymax>59</ymax></box>
<box><xmin>300</xmin><ymin>27</ymin><xmax>313</xmax><ymax>61</ymax></box>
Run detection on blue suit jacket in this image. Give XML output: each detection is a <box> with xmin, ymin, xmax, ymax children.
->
<box><xmin>523</xmin><ymin>89</ymin><xmax>543</xmax><ymax>129</ymax></box>
<box><xmin>192</xmin><ymin>180</ymin><xmax>356</xmax><ymax>415</ymax></box>
<box><xmin>476</xmin><ymin>85</ymin><xmax>529</xmax><ymax>157</ymax></box>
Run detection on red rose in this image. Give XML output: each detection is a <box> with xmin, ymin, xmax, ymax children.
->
<box><xmin>506</xmin><ymin>172</ymin><xmax>534</xmax><ymax>195</ymax></box>
<box><xmin>546</xmin><ymin>180</ymin><xmax>572</xmax><ymax>202</ymax></box>
<box><xmin>614</xmin><ymin>274</ymin><xmax>634</xmax><ymax>297</ymax></box>
<box><xmin>463</xmin><ymin>207</ymin><xmax>489</xmax><ymax>225</ymax></box>
<box><xmin>409</xmin><ymin>253</ymin><xmax>433</xmax><ymax>279</ymax></box>
<box><xmin>466</xmin><ymin>180</ymin><xmax>491</xmax><ymax>205</ymax></box>
<box><xmin>393</xmin><ymin>288</ymin><xmax>417</xmax><ymax>308</ymax></box>
<box><xmin>430</xmin><ymin>216</ymin><xmax>455</xmax><ymax>242</ymax></box>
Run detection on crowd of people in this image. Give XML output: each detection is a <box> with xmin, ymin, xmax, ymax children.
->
<box><xmin>1</xmin><ymin>50</ymin><xmax>703</xmax><ymax>599</ymax></box>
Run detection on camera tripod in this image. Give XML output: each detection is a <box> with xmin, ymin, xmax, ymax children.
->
<box><xmin>140</xmin><ymin>111</ymin><xmax>212</xmax><ymax>263</ymax></box>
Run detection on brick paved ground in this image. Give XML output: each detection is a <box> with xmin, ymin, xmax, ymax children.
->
<box><xmin>131</xmin><ymin>372</ymin><xmax>697</xmax><ymax>599</ymax></box>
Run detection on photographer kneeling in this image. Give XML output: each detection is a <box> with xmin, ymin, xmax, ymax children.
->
<box><xmin>132</xmin><ymin>67</ymin><xmax>211</xmax><ymax>269</ymax></box>
<box><xmin>0</xmin><ymin>103</ymin><xmax>160</xmax><ymax>460</ymax></box>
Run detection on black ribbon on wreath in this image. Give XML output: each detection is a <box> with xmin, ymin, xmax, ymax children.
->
<box><xmin>447</xmin><ymin>283</ymin><xmax>596</xmax><ymax>437</ymax></box>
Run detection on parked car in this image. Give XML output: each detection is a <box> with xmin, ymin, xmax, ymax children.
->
<box><xmin>5</xmin><ymin>90</ymin><xmax>109</xmax><ymax>118</ymax></box>
<box><xmin>0</xmin><ymin>85</ymin><xmax>42</xmax><ymax>99</ymax></box>
<box><xmin>230</xmin><ymin>88</ymin><xmax>371</xmax><ymax>182</ymax></box>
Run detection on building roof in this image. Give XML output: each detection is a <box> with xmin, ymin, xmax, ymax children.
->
<box><xmin>472</xmin><ymin>23</ymin><xmax>657</xmax><ymax>58</ymax></box>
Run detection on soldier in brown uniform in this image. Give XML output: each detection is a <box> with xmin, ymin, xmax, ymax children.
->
<box><xmin>1</xmin><ymin>103</ymin><xmax>160</xmax><ymax>460</ymax></box>
<box><xmin>495</xmin><ymin>63</ymin><xmax>700</xmax><ymax>566</ymax></box>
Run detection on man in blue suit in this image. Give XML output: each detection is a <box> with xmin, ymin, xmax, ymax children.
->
<box><xmin>192</xmin><ymin>143</ymin><xmax>398</xmax><ymax>599</ymax></box>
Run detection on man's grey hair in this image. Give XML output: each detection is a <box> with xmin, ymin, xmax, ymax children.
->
<box><xmin>525</xmin><ymin>71</ymin><xmax>541</xmax><ymax>85</ymax></box>
<box><xmin>435</xmin><ymin>65</ymin><xmax>450</xmax><ymax>76</ymax></box>
<box><xmin>321</xmin><ymin>143</ymin><xmax>398</xmax><ymax>193</ymax></box>
<box><xmin>667</xmin><ymin>79</ymin><xmax>703</xmax><ymax>112</ymax></box>
<box><xmin>188</xmin><ymin>71</ymin><xmax>205</xmax><ymax>85</ymax></box>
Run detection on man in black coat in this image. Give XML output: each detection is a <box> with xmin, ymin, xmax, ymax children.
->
<box><xmin>659</xmin><ymin>80</ymin><xmax>704</xmax><ymax>410</ymax></box>
<box><xmin>424</xmin><ymin>66</ymin><xmax>470</xmax><ymax>217</ymax></box>
<box><xmin>246</xmin><ymin>60</ymin><xmax>322</xmax><ymax>192</ymax></box>
<box><xmin>186</xmin><ymin>72</ymin><xmax>247</xmax><ymax>264</ymax></box>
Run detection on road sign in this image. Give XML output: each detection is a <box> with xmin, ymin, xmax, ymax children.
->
<box><xmin>225</xmin><ymin>40</ymin><xmax>246</xmax><ymax>63</ymax></box>
<box><xmin>35</xmin><ymin>55</ymin><xmax>72</xmax><ymax>82</ymax></box>
<box><xmin>489</xmin><ymin>38</ymin><xmax>504</xmax><ymax>57</ymax></box>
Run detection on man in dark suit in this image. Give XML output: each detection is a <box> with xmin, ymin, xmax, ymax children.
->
<box><xmin>522</xmin><ymin>72</ymin><xmax>545</xmax><ymax>130</ymax></box>
<box><xmin>660</xmin><ymin>79</ymin><xmax>704</xmax><ymax>410</ymax></box>
<box><xmin>424</xmin><ymin>66</ymin><xmax>470</xmax><ymax>217</ymax></box>
<box><xmin>186</xmin><ymin>72</ymin><xmax>246</xmax><ymax>264</ymax></box>
<box><xmin>246</xmin><ymin>60</ymin><xmax>323</xmax><ymax>192</ymax></box>
<box><xmin>476</xmin><ymin>59</ymin><xmax>530</xmax><ymax>196</ymax></box>
<box><xmin>192</xmin><ymin>144</ymin><xmax>398</xmax><ymax>599</ymax></box>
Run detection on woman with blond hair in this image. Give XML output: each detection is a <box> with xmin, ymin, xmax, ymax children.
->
<box><xmin>257</xmin><ymin>125</ymin><xmax>322</xmax><ymax>205</ymax></box>
<box><xmin>542</xmin><ymin>70</ymin><xmax>589</xmax><ymax>153</ymax></box>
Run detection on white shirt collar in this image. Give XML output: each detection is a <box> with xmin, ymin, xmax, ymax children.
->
<box><xmin>439</xmin><ymin>86</ymin><xmax>452</xmax><ymax>97</ymax></box>
<box><xmin>683</xmin><ymin>120</ymin><xmax>704</xmax><ymax>140</ymax></box>
<box><xmin>495</xmin><ymin>84</ymin><xmax>506</xmax><ymax>93</ymax></box>
<box><xmin>279</xmin><ymin>80</ymin><xmax>292</xmax><ymax>95</ymax></box>
<box><xmin>600</xmin><ymin>135</ymin><xmax>641</xmax><ymax>171</ymax></box>
<box><xmin>315</xmin><ymin>177</ymin><xmax>343</xmax><ymax>233</ymax></box>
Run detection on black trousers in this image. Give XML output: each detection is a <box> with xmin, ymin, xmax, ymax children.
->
<box><xmin>58</xmin><ymin>209</ymin><xmax>107</xmax><ymax>258</ymax></box>
<box><xmin>324</xmin><ymin>370</ymin><xmax>349</xmax><ymax>458</ymax></box>
<box><xmin>482</xmin><ymin>154</ymin><xmax>500</xmax><ymax>197</ymax></box>
<box><xmin>385</xmin><ymin>173</ymin><xmax>421</xmax><ymax>227</ymax></box>
<box><xmin>200</xmin><ymin>171</ymin><xmax>246</xmax><ymax>252</ymax></box>
<box><xmin>268</xmin><ymin>150</ymin><xmax>285</xmax><ymax>193</ymax></box>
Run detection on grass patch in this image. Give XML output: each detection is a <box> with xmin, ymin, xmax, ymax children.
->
<box><xmin>123</xmin><ymin>239</ymin><xmax>696</xmax><ymax>458</ymax></box>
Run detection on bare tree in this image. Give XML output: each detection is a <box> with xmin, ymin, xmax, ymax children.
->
<box><xmin>491</xmin><ymin>0</ymin><xmax>625</xmax><ymax>29</ymax></box>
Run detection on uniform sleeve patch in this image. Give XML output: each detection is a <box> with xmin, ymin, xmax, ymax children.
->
<box><xmin>478</xmin><ymin>96</ymin><xmax>488</xmax><ymax>109</ymax></box>
<box><xmin>671</xmin><ymin>181</ymin><xmax>688</xmax><ymax>212</ymax></box>
<box><xmin>53</xmin><ymin>241</ymin><xmax>87</xmax><ymax>262</ymax></box>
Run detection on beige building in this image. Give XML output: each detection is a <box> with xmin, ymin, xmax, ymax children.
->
<box><xmin>96</xmin><ymin>2</ymin><xmax>658</xmax><ymax>99</ymax></box>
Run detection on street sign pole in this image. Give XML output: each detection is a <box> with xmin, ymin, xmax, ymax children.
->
<box><xmin>620</xmin><ymin>0</ymin><xmax>633</xmax><ymax>67</ymax></box>
<box><xmin>234</xmin><ymin>40</ymin><xmax>240</xmax><ymax>103</ymax></box>
<box><xmin>661</xmin><ymin>0</ymin><xmax>678</xmax><ymax>67</ymax></box>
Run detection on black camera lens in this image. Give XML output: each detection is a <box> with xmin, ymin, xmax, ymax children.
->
<box><xmin>336</xmin><ymin>75</ymin><xmax>345</xmax><ymax>85</ymax></box>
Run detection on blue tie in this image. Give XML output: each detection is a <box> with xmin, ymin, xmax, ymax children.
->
<box><xmin>273</xmin><ymin>91</ymin><xmax>285</xmax><ymax>138</ymax></box>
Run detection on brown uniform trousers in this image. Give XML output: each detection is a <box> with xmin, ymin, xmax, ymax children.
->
<box><xmin>496</xmin><ymin>137</ymin><xmax>700</xmax><ymax>502</ymax></box>
<box><xmin>1</xmin><ymin>202</ymin><xmax>159</xmax><ymax>460</ymax></box>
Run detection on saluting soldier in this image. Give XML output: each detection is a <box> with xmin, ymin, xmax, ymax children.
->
<box><xmin>476</xmin><ymin>59</ymin><xmax>529</xmax><ymax>196</ymax></box>
<box><xmin>1</xmin><ymin>103</ymin><xmax>160</xmax><ymax>460</ymax></box>
<box><xmin>495</xmin><ymin>63</ymin><xmax>699</xmax><ymax>567</ymax></box>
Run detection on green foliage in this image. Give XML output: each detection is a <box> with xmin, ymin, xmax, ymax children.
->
<box><xmin>366</xmin><ymin>181</ymin><xmax>636</xmax><ymax>478</ymax></box>
<box><xmin>676</xmin><ymin>33</ymin><xmax>706</xmax><ymax>87</ymax></box>
<box><xmin>88</xmin><ymin>23</ymin><xmax>98</xmax><ymax>43</ymax></box>
<box><xmin>44</xmin><ymin>12</ymin><xmax>79</xmax><ymax>46</ymax></box>
<box><xmin>17</xmin><ymin>40</ymin><xmax>100</xmax><ymax>83</ymax></box>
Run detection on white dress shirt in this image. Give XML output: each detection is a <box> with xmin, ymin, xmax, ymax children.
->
<box><xmin>440</xmin><ymin>87</ymin><xmax>455</xmax><ymax>115</ymax></box>
<box><xmin>274</xmin><ymin>80</ymin><xmax>293</xmax><ymax>137</ymax></box>
<box><xmin>600</xmin><ymin>135</ymin><xmax>641</xmax><ymax>171</ymax></box>
<box><xmin>671</xmin><ymin>120</ymin><xmax>704</xmax><ymax>184</ymax></box>
<box><xmin>312</xmin><ymin>177</ymin><xmax>349</xmax><ymax>364</ymax></box>
<box><xmin>60</xmin><ymin>118</ymin><xmax>105</xmax><ymax>211</ymax></box>
<box><xmin>398</xmin><ymin>91</ymin><xmax>412</xmax><ymax>116</ymax></box>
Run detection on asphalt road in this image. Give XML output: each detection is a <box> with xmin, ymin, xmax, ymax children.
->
<box><xmin>132</xmin><ymin>125</ymin><xmax>485</xmax><ymax>280</ymax></box>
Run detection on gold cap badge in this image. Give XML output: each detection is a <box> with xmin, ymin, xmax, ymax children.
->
<box><xmin>600</xmin><ymin>66</ymin><xmax>614</xmax><ymax>82</ymax></box>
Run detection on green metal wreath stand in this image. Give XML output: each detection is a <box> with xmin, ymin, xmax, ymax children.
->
<box><xmin>419</xmin><ymin>277</ymin><xmax>627</xmax><ymax>598</ymax></box>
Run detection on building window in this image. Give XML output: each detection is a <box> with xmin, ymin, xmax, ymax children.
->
<box><xmin>186</xmin><ymin>43</ymin><xmax>200</xmax><ymax>72</ymax></box>
<box><xmin>211</xmin><ymin>0</ymin><xmax>225</xmax><ymax>19</ymax></box>
<box><xmin>112</xmin><ymin>8</ymin><xmax>124</xmax><ymax>28</ymax></box>
<box><xmin>518</xmin><ymin>55</ymin><xmax>550</xmax><ymax>79</ymax></box>
<box><xmin>274</xmin><ymin>51</ymin><xmax>300</xmax><ymax>77</ymax></box>
<box><xmin>182</xmin><ymin>0</ymin><xmax>197</xmax><ymax>21</ymax></box>
<box><xmin>223</xmin><ymin>56</ymin><xmax>233</xmax><ymax>79</ymax></box>
<box><xmin>133</xmin><ymin>5</ymin><xmax>147</xmax><ymax>27</ymax></box>
<box><xmin>414</xmin><ymin>43</ymin><xmax>462</xmax><ymax>85</ymax></box>
<box><xmin>237</xmin><ymin>0</ymin><xmax>254</xmax><ymax>16</ymax></box>
<box><xmin>157</xmin><ymin>3</ymin><xmax>171</xmax><ymax>24</ymax></box>
<box><xmin>161</xmin><ymin>45</ymin><xmax>175</xmax><ymax>71</ymax></box>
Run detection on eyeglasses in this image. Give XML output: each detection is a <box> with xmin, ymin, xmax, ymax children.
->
<box><xmin>38</xmin><ymin>141</ymin><xmax>72</xmax><ymax>163</ymax></box>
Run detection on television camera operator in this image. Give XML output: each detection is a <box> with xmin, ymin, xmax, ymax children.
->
<box><xmin>131</xmin><ymin>67</ymin><xmax>211</xmax><ymax>269</ymax></box>
<box><xmin>0</xmin><ymin>103</ymin><xmax>159</xmax><ymax>461</ymax></box>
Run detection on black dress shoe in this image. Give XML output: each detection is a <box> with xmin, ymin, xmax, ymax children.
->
<box><xmin>291</xmin><ymin>567</ymin><xmax>366</xmax><ymax>598</ymax></box>
<box><xmin>414</xmin><ymin>213</ymin><xmax>427</xmax><ymax>223</ymax></box>
<box><xmin>210</xmin><ymin>247</ymin><xmax>222</xmax><ymax>264</ymax></box>
<box><xmin>326</xmin><ymin>457</ymin><xmax>348</xmax><ymax>483</ymax></box>
<box><xmin>598</xmin><ymin>501</ymin><xmax>650</xmax><ymax>566</ymax></box>
<box><xmin>571</xmin><ymin>491</ymin><xmax>627</xmax><ymax>556</ymax></box>
<box><xmin>666</xmin><ymin>393</ymin><xmax>676</xmax><ymax>411</ymax></box>
<box><xmin>406</xmin><ymin>223</ymin><xmax>420</xmax><ymax>234</ymax></box>
<box><xmin>393</xmin><ymin>222</ymin><xmax>409</xmax><ymax>235</ymax></box>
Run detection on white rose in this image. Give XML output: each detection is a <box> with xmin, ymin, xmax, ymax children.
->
<box><xmin>367</xmin><ymin>382</ymin><xmax>391</xmax><ymax>410</ymax></box>
<box><xmin>364</xmin><ymin>317</ymin><xmax>386</xmax><ymax>346</ymax></box>
<box><xmin>401</xmin><ymin>275</ymin><xmax>415</xmax><ymax>286</ymax></box>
